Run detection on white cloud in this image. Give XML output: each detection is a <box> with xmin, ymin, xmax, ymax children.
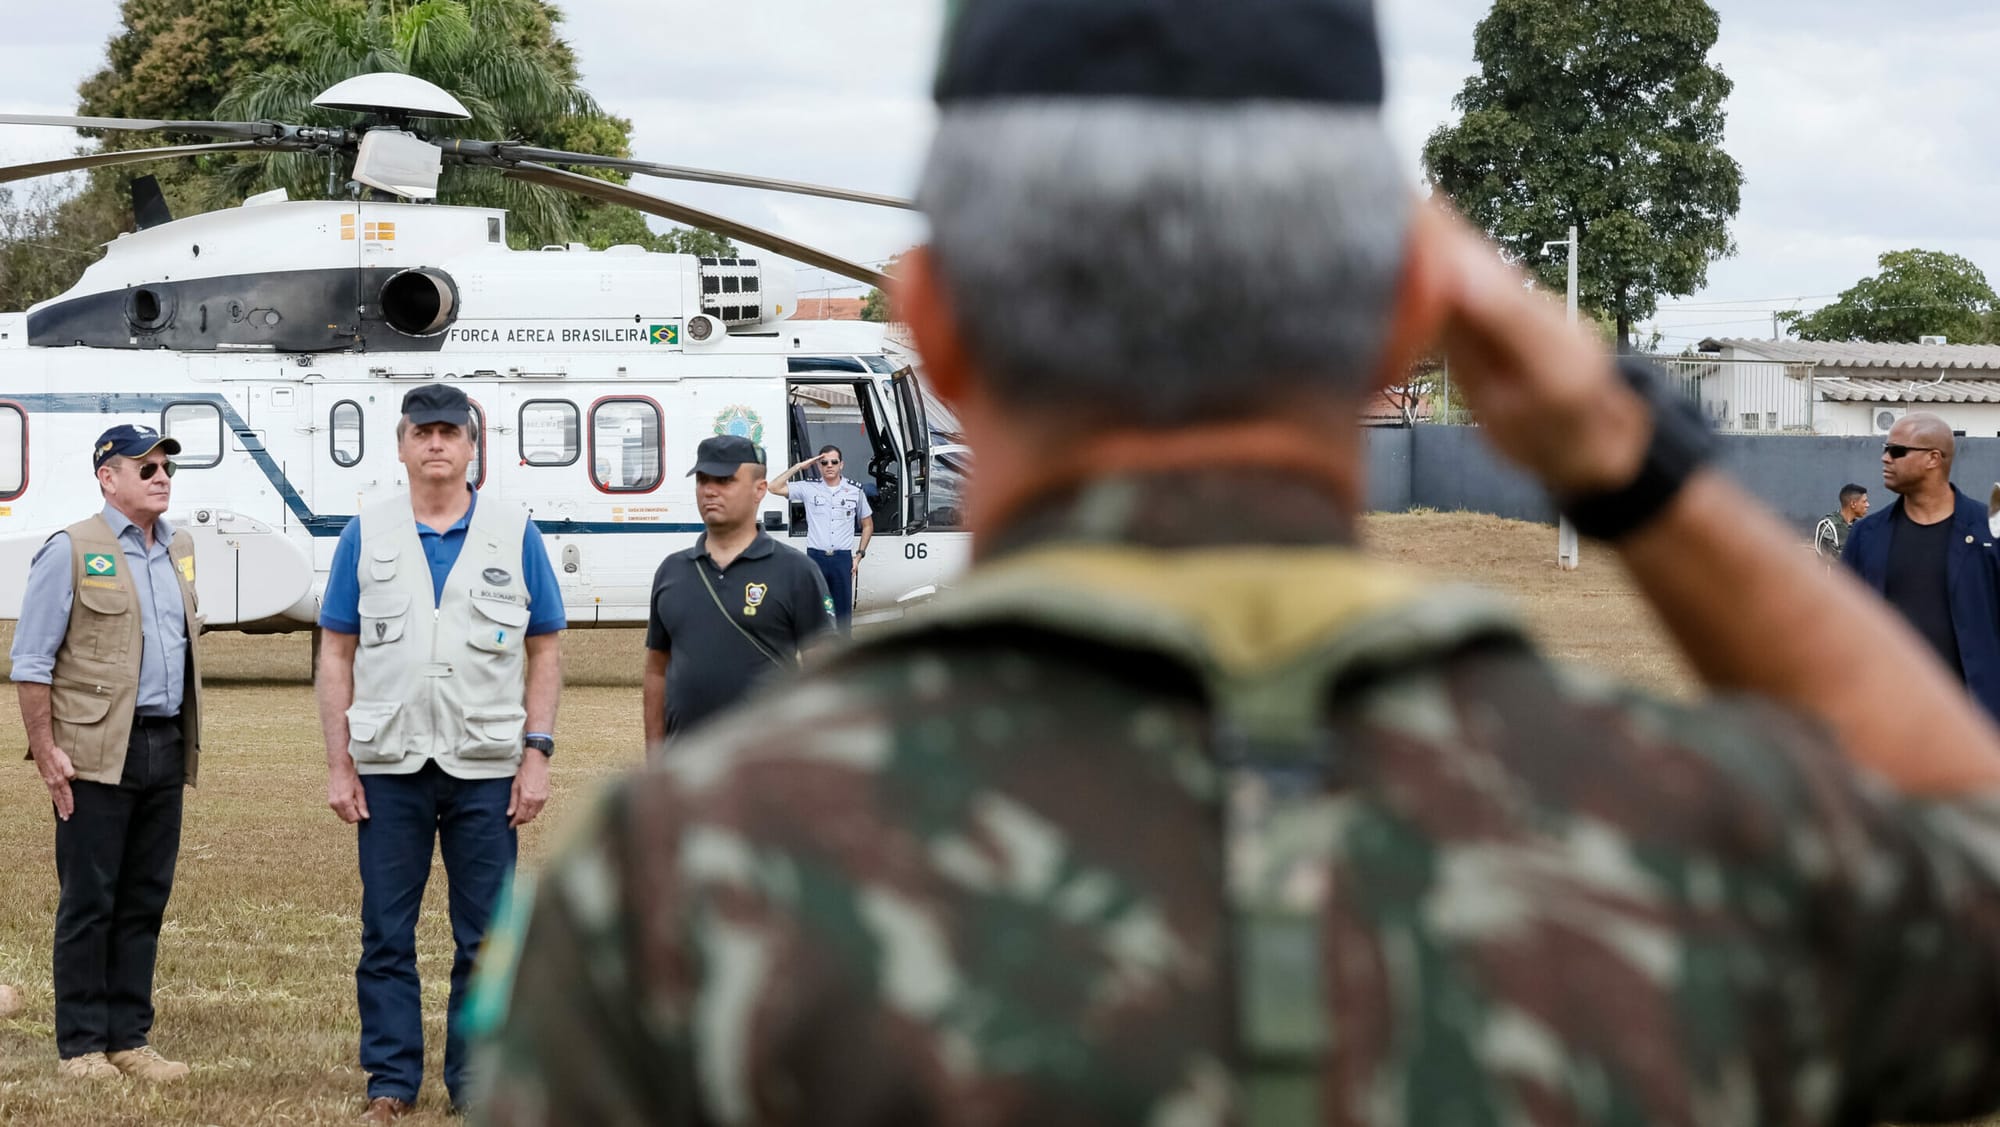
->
<box><xmin>2</xmin><ymin>0</ymin><xmax>1997</xmax><ymax>324</ymax></box>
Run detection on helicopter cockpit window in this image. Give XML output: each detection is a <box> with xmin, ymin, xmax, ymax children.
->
<box><xmin>162</xmin><ymin>402</ymin><xmax>222</xmax><ymax>469</ymax></box>
<box><xmin>519</xmin><ymin>400</ymin><xmax>579</xmax><ymax>467</ymax></box>
<box><xmin>590</xmin><ymin>398</ymin><xmax>662</xmax><ymax>493</ymax></box>
<box><xmin>0</xmin><ymin>403</ymin><xmax>24</xmax><ymax>501</ymax></box>
<box><xmin>329</xmin><ymin>401</ymin><xmax>364</xmax><ymax>468</ymax></box>
<box><xmin>861</xmin><ymin>355</ymin><xmax>896</xmax><ymax>374</ymax></box>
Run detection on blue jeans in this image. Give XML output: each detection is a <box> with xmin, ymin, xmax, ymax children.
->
<box><xmin>356</xmin><ymin>762</ymin><xmax>515</xmax><ymax>1106</ymax></box>
<box><xmin>808</xmin><ymin>548</ymin><xmax>853</xmax><ymax>634</ymax></box>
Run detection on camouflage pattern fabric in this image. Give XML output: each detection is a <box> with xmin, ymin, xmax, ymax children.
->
<box><xmin>470</xmin><ymin>474</ymin><xmax>2000</xmax><ymax>1127</ymax></box>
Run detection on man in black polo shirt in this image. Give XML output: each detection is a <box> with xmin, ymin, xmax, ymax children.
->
<box><xmin>643</xmin><ymin>436</ymin><xmax>834</xmax><ymax>758</ymax></box>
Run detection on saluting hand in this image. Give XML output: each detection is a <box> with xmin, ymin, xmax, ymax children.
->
<box><xmin>33</xmin><ymin>743</ymin><xmax>76</xmax><ymax>821</ymax></box>
<box><xmin>509</xmin><ymin>749</ymin><xmax>550</xmax><ymax>828</ymax></box>
<box><xmin>1428</xmin><ymin>206</ymin><xmax>1649</xmax><ymax>498</ymax></box>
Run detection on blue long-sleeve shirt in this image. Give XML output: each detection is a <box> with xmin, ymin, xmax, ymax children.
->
<box><xmin>8</xmin><ymin>504</ymin><xmax>189</xmax><ymax>717</ymax></box>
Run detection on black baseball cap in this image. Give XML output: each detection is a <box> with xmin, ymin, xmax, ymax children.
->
<box><xmin>93</xmin><ymin>423</ymin><xmax>181</xmax><ymax>470</ymax></box>
<box><xmin>687</xmin><ymin>434</ymin><xmax>767</xmax><ymax>477</ymax></box>
<box><xmin>401</xmin><ymin>383</ymin><xmax>472</xmax><ymax>428</ymax></box>
<box><xmin>935</xmin><ymin>0</ymin><xmax>1385</xmax><ymax>107</ymax></box>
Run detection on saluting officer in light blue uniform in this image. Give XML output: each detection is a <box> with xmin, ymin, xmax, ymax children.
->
<box><xmin>770</xmin><ymin>443</ymin><xmax>873</xmax><ymax>632</ymax></box>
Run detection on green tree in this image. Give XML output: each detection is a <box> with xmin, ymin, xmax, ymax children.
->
<box><xmin>1423</xmin><ymin>0</ymin><xmax>1743</xmax><ymax>350</ymax></box>
<box><xmin>1780</xmin><ymin>250</ymin><xmax>1997</xmax><ymax>343</ymax></box>
<box><xmin>575</xmin><ymin>204</ymin><xmax>736</xmax><ymax>257</ymax></box>
<box><xmin>857</xmin><ymin>252</ymin><xmax>907</xmax><ymax>322</ymax></box>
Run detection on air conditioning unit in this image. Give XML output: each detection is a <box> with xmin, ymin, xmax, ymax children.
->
<box><xmin>1873</xmin><ymin>406</ymin><xmax>1906</xmax><ymax>435</ymax></box>
<box><xmin>1921</xmin><ymin>335</ymin><xmax>1949</xmax><ymax>346</ymax></box>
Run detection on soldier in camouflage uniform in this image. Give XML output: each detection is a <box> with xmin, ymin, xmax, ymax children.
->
<box><xmin>467</xmin><ymin>1</ymin><xmax>2000</xmax><ymax>1124</ymax></box>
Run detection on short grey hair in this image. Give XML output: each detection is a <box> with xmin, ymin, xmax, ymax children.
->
<box><xmin>919</xmin><ymin>100</ymin><xmax>1411</xmax><ymax>427</ymax></box>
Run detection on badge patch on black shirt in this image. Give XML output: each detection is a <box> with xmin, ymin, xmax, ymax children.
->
<box><xmin>744</xmin><ymin>582</ymin><xmax>767</xmax><ymax>616</ymax></box>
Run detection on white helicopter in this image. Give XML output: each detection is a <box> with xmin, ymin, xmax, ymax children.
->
<box><xmin>0</xmin><ymin>72</ymin><xmax>971</xmax><ymax>636</ymax></box>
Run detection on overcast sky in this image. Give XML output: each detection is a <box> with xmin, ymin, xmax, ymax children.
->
<box><xmin>2</xmin><ymin>0</ymin><xmax>1997</xmax><ymax>350</ymax></box>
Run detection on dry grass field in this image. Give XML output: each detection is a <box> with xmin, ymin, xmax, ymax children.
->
<box><xmin>0</xmin><ymin>511</ymin><xmax>1926</xmax><ymax>1124</ymax></box>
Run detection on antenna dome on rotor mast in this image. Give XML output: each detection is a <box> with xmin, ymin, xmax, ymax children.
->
<box><xmin>313</xmin><ymin>73</ymin><xmax>471</xmax><ymax>121</ymax></box>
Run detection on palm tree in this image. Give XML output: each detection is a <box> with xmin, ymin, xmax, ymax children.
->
<box><xmin>217</xmin><ymin>0</ymin><xmax>621</xmax><ymax>246</ymax></box>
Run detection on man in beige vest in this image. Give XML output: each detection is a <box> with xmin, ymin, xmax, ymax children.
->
<box><xmin>9</xmin><ymin>424</ymin><xmax>201</xmax><ymax>1083</ymax></box>
<box><xmin>315</xmin><ymin>384</ymin><xmax>565</xmax><ymax>1124</ymax></box>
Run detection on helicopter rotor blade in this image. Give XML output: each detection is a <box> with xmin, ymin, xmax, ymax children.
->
<box><xmin>0</xmin><ymin>141</ymin><xmax>282</xmax><ymax>185</ymax></box>
<box><xmin>502</xmin><ymin>162</ymin><xmax>891</xmax><ymax>289</ymax></box>
<box><xmin>0</xmin><ymin>113</ymin><xmax>285</xmax><ymax>141</ymax></box>
<box><xmin>486</xmin><ymin>145</ymin><xmax>915</xmax><ymax>210</ymax></box>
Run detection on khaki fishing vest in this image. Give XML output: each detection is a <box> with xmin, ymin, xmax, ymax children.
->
<box><xmin>40</xmin><ymin>515</ymin><xmax>203</xmax><ymax>786</ymax></box>
<box><xmin>865</xmin><ymin>543</ymin><xmax>1526</xmax><ymax>1123</ymax></box>
<box><xmin>345</xmin><ymin>493</ymin><xmax>534</xmax><ymax>780</ymax></box>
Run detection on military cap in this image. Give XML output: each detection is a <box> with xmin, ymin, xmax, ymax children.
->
<box><xmin>687</xmin><ymin>434</ymin><xmax>767</xmax><ymax>477</ymax></box>
<box><xmin>934</xmin><ymin>0</ymin><xmax>1385</xmax><ymax>106</ymax></box>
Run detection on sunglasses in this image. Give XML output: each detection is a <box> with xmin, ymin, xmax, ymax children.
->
<box><xmin>820</xmin><ymin>458</ymin><xmax>841</xmax><ymax>467</ymax></box>
<box><xmin>134</xmin><ymin>461</ymin><xmax>177</xmax><ymax>480</ymax></box>
<box><xmin>1884</xmin><ymin>445</ymin><xmax>1938</xmax><ymax>460</ymax></box>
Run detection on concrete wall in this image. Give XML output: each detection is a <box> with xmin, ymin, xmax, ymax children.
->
<box><xmin>1361</xmin><ymin>425</ymin><xmax>2000</xmax><ymax>531</ymax></box>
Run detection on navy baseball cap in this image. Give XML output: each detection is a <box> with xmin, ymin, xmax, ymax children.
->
<box><xmin>401</xmin><ymin>383</ymin><xmax>472</xmax><ymax>428</ymax></box>
<box><xmin>687</xmin><ymin>434</ymin><xmax>767</xmax><ymax>477</ymax></box>
<box><xmin>93</xmin><ymin>424</ymin><xmax>180</xmax><ymax>470</ymax></box>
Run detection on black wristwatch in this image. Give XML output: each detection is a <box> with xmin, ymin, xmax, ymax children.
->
<box><xmin>524</xmin><ymin>734</ymin><xmax>555</xmax><ymax>757</ymax></box>
<box><xmin>1558</xmin><ymin>355</ymin><xmax>1715</xmax><ymax>542</ymax></box>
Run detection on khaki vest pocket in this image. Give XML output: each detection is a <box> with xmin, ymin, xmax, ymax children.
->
<box><xmin>345</xmin><ymin>700</ymin><xmax>407</xmax><ymax>764</ymax></box>
<box><xmin>75</xmin><ymin>582</ymin><xmax>130</xmax><ymax>615</ymax></box>
<box><xmin>459</xmin><ymin>707</ymin><xmax>525</xmax><ymax>760</ymax></box>
<box><xmin>467</xmin><ymin>595</ymin><xmax>531</xmax><ymax>655</ymax></box>
<box><xmin>357</xmin><ymin>593</ymin><xmax>412</xmax><ymax>647</ymax></box>
<box><xmin>50</xmin><ymin>678</ymin><xmax>115</xmax><ymax>725</ymax></box>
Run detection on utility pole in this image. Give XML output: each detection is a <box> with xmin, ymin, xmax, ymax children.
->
<box><xmin>1543</xmin><ymin>226</ymin><xmax>1581</xmax><ymax>571</ymax></box>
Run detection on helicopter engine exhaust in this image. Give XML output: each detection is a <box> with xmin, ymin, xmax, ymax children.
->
<box><xmin>379</xmin><ymin>268</ymin><xmax>458</xmax><ymax>336</ymax></box>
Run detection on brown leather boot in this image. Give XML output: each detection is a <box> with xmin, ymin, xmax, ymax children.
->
<box><xmin>361</xmin><ymin>1096</ymin><xmax>414</xmax><ymax>1124</ymax></box>
<box><xmin>108</xmin><ymin>1045</ymin><xmax>190</xmax><ymax>1082</ymax></box>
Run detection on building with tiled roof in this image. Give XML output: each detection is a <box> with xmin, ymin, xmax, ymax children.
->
<box><xmin>1692</xmin><ymin>338</ymin><xmax>2000</xmax><ymax>437</ymax></box>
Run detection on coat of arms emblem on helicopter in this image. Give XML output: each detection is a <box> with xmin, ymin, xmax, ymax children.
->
<box><xmin>712</xmin><ymin>406</ymin><xmax>764</xmax><ymax>446</ymax></box>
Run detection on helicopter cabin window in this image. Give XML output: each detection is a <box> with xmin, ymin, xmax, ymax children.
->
<box><xmin>519</xmin><ymin>400</ymin><xmax>580</xmax><ymax>467</ymax></box>
<box><xmin>589</xmin><ymin>398</ymin><xmax>662</xmax><ymax>493</ymax></box>
<box><xmin>467</xmin><ymin>401</ymin><xmax>487</xmax><ymax>488</ymax></box>
<box><xmin>162</xmin><ymin>402</ymin><xmax>223</xmax><ymax>468</ymax></box>
<box><xmin>0</xmin><ymin>403</ymin><xmax>23</xmax><ymax>500</ymax></box>
<box><xmin>329</xmin><ymin>401</ymin><xmax>363</xmax><ymax>467</ymax></box>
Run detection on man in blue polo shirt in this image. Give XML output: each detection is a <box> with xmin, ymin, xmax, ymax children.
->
<box><xmin>314</xmin><ymin>383</ymin><xmax>565</xmax><ymax>1124</ymax></box>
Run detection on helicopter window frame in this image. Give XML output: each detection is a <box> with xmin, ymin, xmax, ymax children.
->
<box><xmin>329</xmin><ymin>400</ymin><xmax>364</xmax><ymax>468</ymax></box>
<box><xmin>587</xmin><ymin>396</ymin><xmax>664</xmax><ymax>496</ymax></box>
<box><xmin>0</xmin><ymin>401</ymin><xmax>25</xmax><ymax>501</ymax></box>
<box><xmin>161</xmin><ymin>401</ymin><xmax>224</xmax><ymax>469</ymax></box>
<box><xmin>467</xmin><ymin>399</ymin><xmax>488</xmax><ymax>490</ymax></box>
<box><xmin>519</xmin><ymin>399</ymin><xmax>580</xmax><ymax>468</ymax></box>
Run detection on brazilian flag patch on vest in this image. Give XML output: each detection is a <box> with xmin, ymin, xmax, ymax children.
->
<box><xmin>83</xmin><ymin>553</ymin><xmax>117</xmax><ymax>578</ymax></box>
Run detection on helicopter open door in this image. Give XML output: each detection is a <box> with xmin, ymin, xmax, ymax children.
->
<box><xmin>887</xmin><ymin>364</ymin><xmax>930</xmax><ymax>533</ymax></box>
<box><xmin>786</xmin><ymin>365</ymin><xmax>909</xmax><ymax>535</ymax></box>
